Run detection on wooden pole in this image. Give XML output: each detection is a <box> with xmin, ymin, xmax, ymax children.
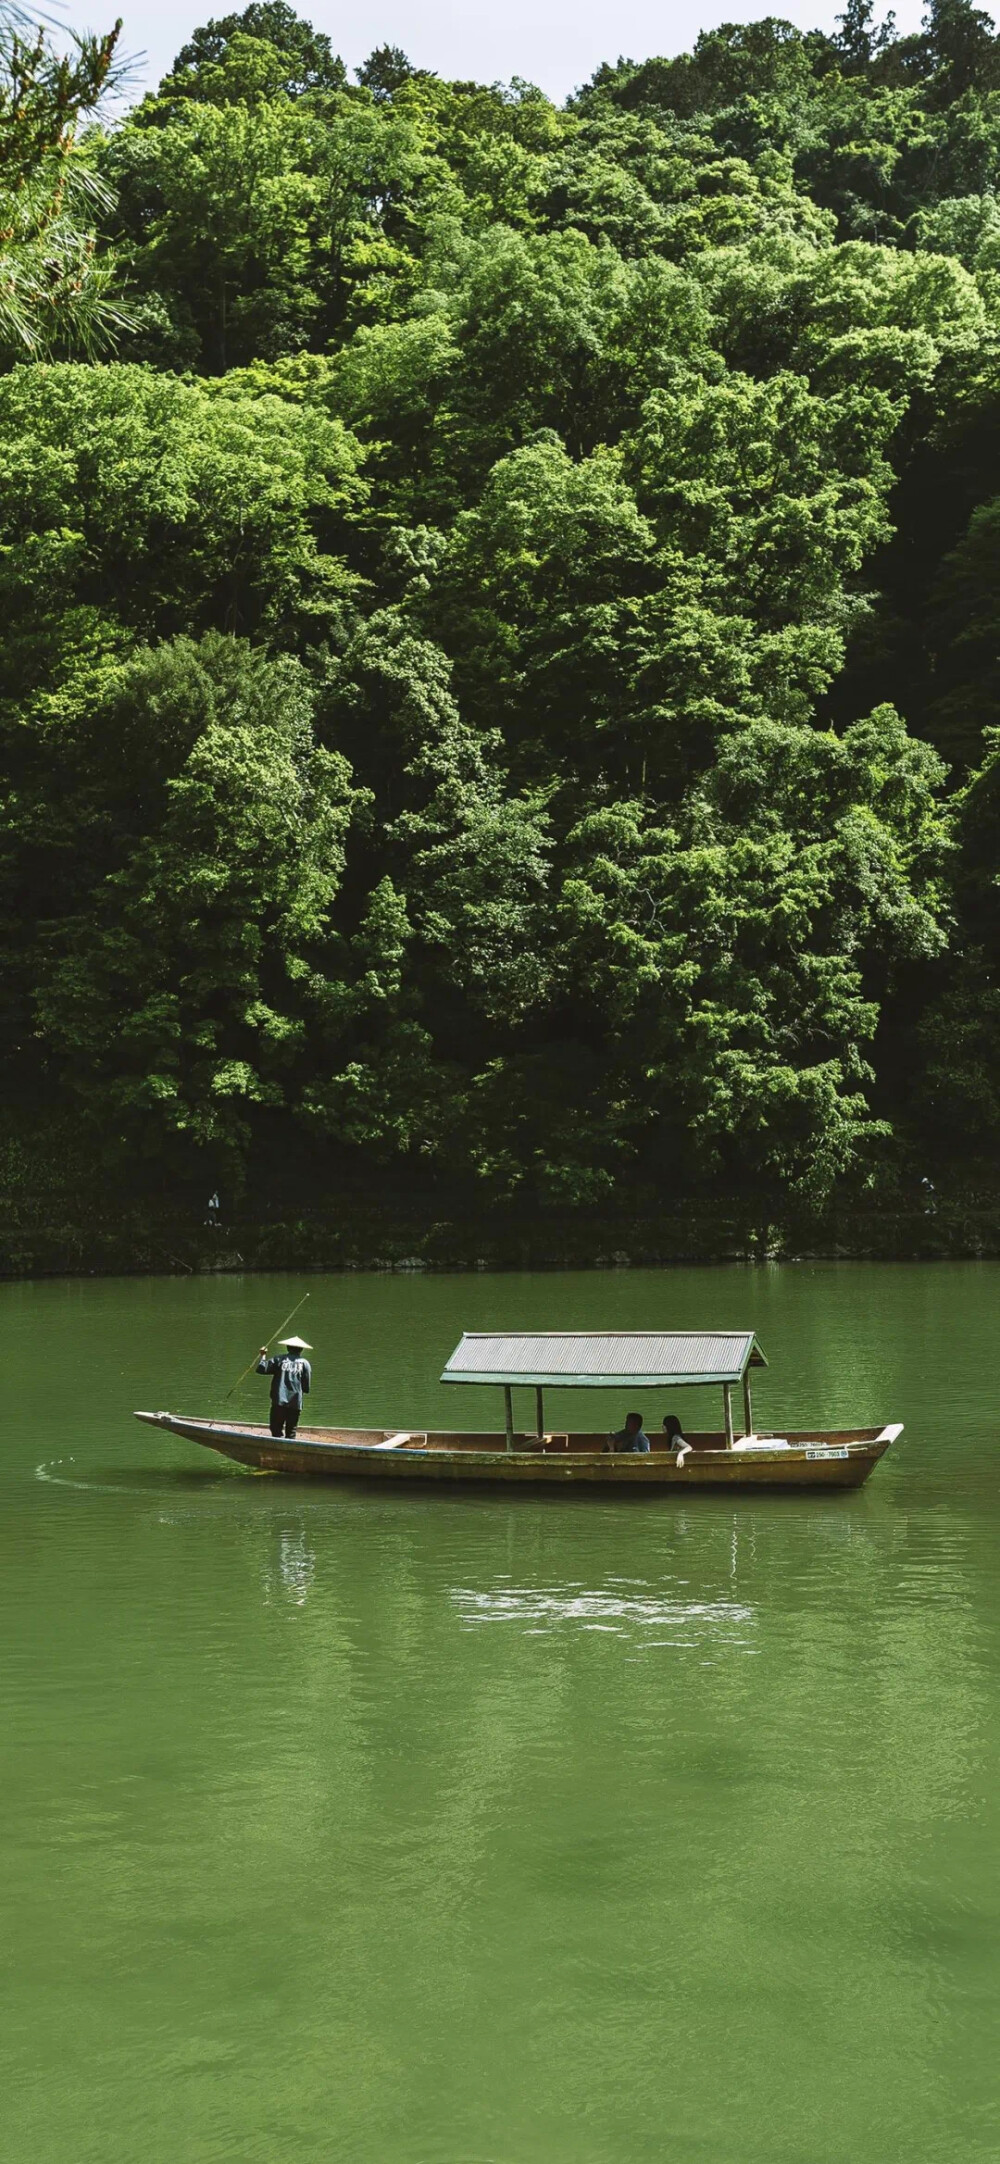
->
<box><xmin>504</xmin><ymin>1385</ymin><xmax>514</xmax><ymax>1452</ymax></box>
<box><xmin>742</xmin><ymin>1370</ymin><xmax>753</xmax><ymax>1438</ymax></box>
<box><xmin>225</xmin><ymin>1293</ymin><xmax>311</xmax><ymax>1401</ymax></box>
<box><xmin>535</xmin><ymin>1386</ymin><xmax>544</xmax><ymax>1440</ymax></box>
<box><xmin>723</xmin><ymin>1382</ymin><xmax>735</xmax><ymax>1449</ymax></box>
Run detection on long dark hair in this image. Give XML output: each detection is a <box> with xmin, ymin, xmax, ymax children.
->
<box><xmin>663</xmin><ymin>1413</ymin><xmax>684</xmax><ymax>1442</ymax></box>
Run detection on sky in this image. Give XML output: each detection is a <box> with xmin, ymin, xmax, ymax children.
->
<box><xmin>64</xmin><ymin>0</ymin><xmax>927</xmax><ymax>107</ymax></box>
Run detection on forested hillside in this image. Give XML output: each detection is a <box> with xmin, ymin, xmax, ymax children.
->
<box><xmin>6</xmin><ymin>0</ymin><xmax>1000</xmax><ymax>1258</ymax></box>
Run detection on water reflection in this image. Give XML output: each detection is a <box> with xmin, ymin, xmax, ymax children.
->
<box><xmin>260</xmin><ymin>1524</ymin><xmax>317</xmax><ymax>1607</ymax></box>
<box><xmin>452</xmin><ymin>1581</ymin><xmax>756</xmax><ymax>1645</ymax></box>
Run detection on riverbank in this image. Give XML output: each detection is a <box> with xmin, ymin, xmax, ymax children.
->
<box><xmin>2</xmin><ymin>1192</ymin><xmax>997</xmax><ymax>1276</ymax></box>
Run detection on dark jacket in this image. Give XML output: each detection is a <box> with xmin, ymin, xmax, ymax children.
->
<box><xmin>257</xmin><ymin>1353</ymin><xmax>311</xmax><ymax>1407</ymax></box>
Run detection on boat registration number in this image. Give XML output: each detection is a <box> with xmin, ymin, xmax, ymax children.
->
<box><xmin>806</xmin><ymin>1446</ymin><xmax>849</xmax><ymax>1460</ymax></box>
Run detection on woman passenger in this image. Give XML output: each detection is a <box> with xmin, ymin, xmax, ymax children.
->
<box><xmin>663</xmin><ymin>1414</ymin><xmax>691</xmax><ymax>1466</ymax></box>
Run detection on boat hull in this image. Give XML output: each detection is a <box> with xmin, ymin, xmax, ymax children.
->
<box><xmin>134</xmin><ymin>1413</ymin><xmax>900</xmax><ymax>1489</ymax></box>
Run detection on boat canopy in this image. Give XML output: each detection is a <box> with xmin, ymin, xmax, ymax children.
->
<box><xmin>441</xmin><ymin>1331</ymin><xmax>767</xmax><ymax>1390</ymax></box>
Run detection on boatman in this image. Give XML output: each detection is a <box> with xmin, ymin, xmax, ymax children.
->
<box><xmin>256</xmin><ymin>1334</ymin><xmax>312</xmax><ymax>1439</ymax></box>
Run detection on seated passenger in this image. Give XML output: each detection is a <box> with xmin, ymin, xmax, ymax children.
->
<box><xmin>663</xmin><ymin>1413</ymin><xmax>691</xmax><ymax>1466</ymax></box>
<box><xmin>607</xmin><ymin>1410</ymin><xmax>651</xmax><ymax>1454</ymax></box>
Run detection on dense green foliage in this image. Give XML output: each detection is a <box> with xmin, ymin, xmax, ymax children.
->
<box><xmin>7</xmin><ymin>0</ymin><xmax>1000</xmax><ymax>1218</ymax></box>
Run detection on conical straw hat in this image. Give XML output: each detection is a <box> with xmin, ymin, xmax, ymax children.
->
<box><xmin>281</xmin><ymin>1335</ymin><xmax>312</xmax><ymax>1350</ymax></box>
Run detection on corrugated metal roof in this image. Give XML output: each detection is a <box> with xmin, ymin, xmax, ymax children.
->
<box><xmin>441</xmin><ymin>1332</ymin><xmax>767</xmax><ymax>1388</ymax></box>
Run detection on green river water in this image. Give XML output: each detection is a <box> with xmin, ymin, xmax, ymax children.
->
<box><xmin>2</xmin><ymin>1262</ymin><xmax>998</xmax><ymax>2164</ymax></box>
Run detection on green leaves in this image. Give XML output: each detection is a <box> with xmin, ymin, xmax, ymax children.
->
<box><xmin>31</xmin><ymin>636</ymin><xmax>363</xmax><ymax>1166</ymax></box>
<box><xmin>551</xmin><ymin>710</ymin><xmax>946</xmax><ymax>1197</ymax></box>
<box><xmin>0</xmin><ymin>21</ymin><xmax>130</xmax><ymax>361</ymax></box>
<box><xmin>0</xmin><ymin>363</ymin><xmax>366</xmax><ymax>678</ymax></box>
<box><xmin>7</xmin><ymin>8</ymin><xmax>1000</xmax><ymax>1210</ymax></box>
<box><xmin>625</xmin><ymin>368</ymin><xmax>897</xmax><ymax>622</ymax></box>
<box><xmin>105</xmin><ymin>80</ymin><xmax>441</xmax><ymax>368</ymax></box>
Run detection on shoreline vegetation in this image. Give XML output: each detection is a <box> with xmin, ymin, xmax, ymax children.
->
<box><xmin>7</xmin><ymin>1216</ymin><xmax>1000</xmax><ymax>1275</ymax></box>
<box><xmin>7</xmin><ymin>2</ymin><xmax>1000</xmax><ymax>1264</ymax></box>
<box><xmin>5</xmin><ymin>1182</ymin><xmax>999</xmax><ymax>1275</ymax></box>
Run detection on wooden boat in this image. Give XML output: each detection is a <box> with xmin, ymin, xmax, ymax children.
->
<box><xmin>135</xmin><ymin>1331</ymin><xmax>901</xmax><ymax>1490</ymax></box>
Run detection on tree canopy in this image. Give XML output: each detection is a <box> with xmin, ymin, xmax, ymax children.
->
<box><xmin>6</xmin><ymin>0</ymin><xmax>1000</xmax><ymax>1221</ymax></box>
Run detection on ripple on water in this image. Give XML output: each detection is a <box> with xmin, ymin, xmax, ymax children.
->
<box><xmin>452</xmin><ymin>1580</ymin><xmax>756</xmax><ymax>1647</ymax></box>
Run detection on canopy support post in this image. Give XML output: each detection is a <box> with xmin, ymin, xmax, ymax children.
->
<box><xmin>742</xmin><ymin>1371</ymin><xmax>753</xmax><ymax>1438</ymax></box>
<box><xmin>723</xmin><ymin>1382</ymin><xmax>735</xmax><ymax>1449</ymax></box>
<box><xmin>503</xmin><ymin>1385</ymin><xmax>514</xmax><ymax>1452</ymax></box>
<box><xmin>535</xmin><ymin>1386</ymin><xmax>544</xmax><ymax>1440</ymax></box>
